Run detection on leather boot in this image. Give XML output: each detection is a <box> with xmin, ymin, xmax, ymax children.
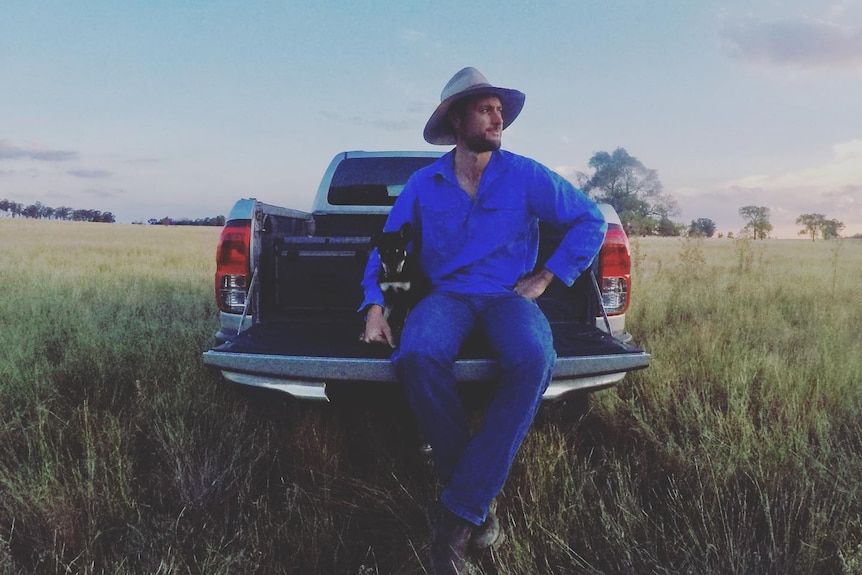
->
<box><xmin>430</xmin><ymin>503</ymin><xmax>475</xmax><ymax>575</ymax></box>
<box><xmin>470</xmin><ymin>502</ymin><xmax>505</xmax><ymax>551</ymax></box>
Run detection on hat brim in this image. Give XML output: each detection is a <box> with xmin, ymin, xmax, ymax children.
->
<box><xmin>423</xmin><ymin>86</ymin><xmax>526</xmax><ymax>145</ymax></box>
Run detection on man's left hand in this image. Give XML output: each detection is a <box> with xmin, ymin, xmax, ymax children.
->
<box><xmin>514</xmin><ymin>268</ymin><xmax>555</xmax><ymax>300</ymax></box>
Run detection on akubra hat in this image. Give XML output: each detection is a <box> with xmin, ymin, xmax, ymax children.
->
<box><xmin>423</xmin><ymin>67</ymin><xmax>526</xmax><ymax>145</ymax></box>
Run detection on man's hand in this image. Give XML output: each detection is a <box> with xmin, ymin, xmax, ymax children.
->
<box><xmin>362</xmin><ymin>304</ymin><xmax>395</xmax><ymax>348</ymax></box>
<box><xmin>514</xmin><ymin>268</ymin><xmax>555</xmax><ymax>300</ymax></box>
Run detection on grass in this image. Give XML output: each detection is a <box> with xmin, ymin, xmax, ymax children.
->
<box><xmin>1</xmin><ymin>220</ymin><xmax>861</xmax><ymax>574</ymax></box>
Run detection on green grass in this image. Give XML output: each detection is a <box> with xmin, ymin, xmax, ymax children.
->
<box><xmin>1</xmin><ymin>220</ymin><xmax>861</xmax><ymax>574</ymax></box>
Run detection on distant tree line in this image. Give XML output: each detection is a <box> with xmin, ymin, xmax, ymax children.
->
<box><xmin>145</xmin><ymin>216</ymin><xmax>226</xmax><ymax>226</ymax></box>
<box><xmin>576</xmin><ymin>149</ymin><xmax>851</xmax><ymax>240</ymax></box>
<box><xmin>735</xmin><ymin>206</ymin><xmax>846</xmax><ymax>240</ymax></box>
<box><xmin>0</xmin><ymin>199</ymin><xmax>115</xmax><ymax>223</ymax></box>
<box><xmin>0</xmin><ymin>198</ymin><xmax>226</xmax><ymax>226</ymax></box>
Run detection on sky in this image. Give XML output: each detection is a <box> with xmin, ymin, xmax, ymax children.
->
<box><xmin>1</xmin><ymin>0</ymin><xmax>861</xmax><ymax>237</ymax></box>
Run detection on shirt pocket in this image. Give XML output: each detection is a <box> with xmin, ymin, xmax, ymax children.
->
<box><xmin>421</xmin><ymin>205</ymin><xmax>468</xmax><ymax>256</ymax></box>
<box><xmin>475</xmin><ymin>196</ymin><xmax>528</xmax><ymax>246</ymax></box>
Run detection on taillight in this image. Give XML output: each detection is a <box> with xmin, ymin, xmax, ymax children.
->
<box><xmin>215</xmin><ymin>219</ymin><xmax>251</xmax><ymax>314</ymax></box>
<box><xmin>598</xmin><ymin>223</ymin><xmax>631</xmax><ymax>315</ymax></box>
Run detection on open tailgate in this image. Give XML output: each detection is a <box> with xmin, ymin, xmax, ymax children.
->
<box><xmin>203</xmin><ymin>318</ymin><xmax>650</xmax><ymax>401</ymax></box>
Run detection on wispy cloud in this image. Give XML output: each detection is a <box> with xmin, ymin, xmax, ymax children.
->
<box><xmin>0</xmin><ymin>168</ymin><xmax>40</xmax><ymax>178</ymax></box>
<box><xmin>318</xmin><ymin>109</ymin><xmax>416</xmax><ymax>132</ymax></box>
<box><xmin>0</xmin><ymin>139</ymin><xmax>78</xmax><ymax>162</ymax></box>
<box><xmin>82</xmin><ymin>187</ymin><xmax>126</xmax><ymax>199</ymax></box>
<box><xmin>68</xmin><ymin>169</ymin><xmax>113</xmax><ymax>179</ymax></box>
<box><xmin>732</xmin><ymin>139</ymin><xmax>862</xmax><ymax>191</ymax></box>
<box><xmin>678</xmin><ymin>139</ymin><xmax>862</xmax><ymax>235</ymax></box>
<box><xmin>399</xmin><ymin>28</ymin><xmax>426</xmax><ymax>43</ymax></box>
<box><xmin>720</xmin><ymin>16</ymin><xmax>862</xmax><ymax>72</ymax></box>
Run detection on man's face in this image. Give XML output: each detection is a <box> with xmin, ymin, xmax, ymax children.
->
<box><xmin>452</xmin><ymin>95</ymin><xmax>504</xmax><ymax>153</ymax></box>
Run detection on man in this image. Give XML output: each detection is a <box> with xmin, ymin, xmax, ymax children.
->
<box><xmin>359</xmin><ymin>67</ymin><xmax>607</xmax><ymax>574</ymax></box>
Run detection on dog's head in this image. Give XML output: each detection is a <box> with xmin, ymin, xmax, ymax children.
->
<box><xmin>372</xmin><ymin>222</ymin><xmax>412</xmax><ymax>278</ymax></box>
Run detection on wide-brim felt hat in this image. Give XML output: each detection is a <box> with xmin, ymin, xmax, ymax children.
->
<box><xmin>423</xmin><ymin>67</ymin><xmax>526</xmax><ymax>145</ymax></box>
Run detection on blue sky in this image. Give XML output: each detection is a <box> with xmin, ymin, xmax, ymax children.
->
<box><xmin>2</xmin><ymin>0</ymin><xmax>861</xmax><ymax>237</ymax></box>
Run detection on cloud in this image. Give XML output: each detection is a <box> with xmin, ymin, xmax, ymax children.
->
<box><xmin>0</xmin><ymin>139</ymin><xmax>78</xmax><ymax>162</ymax></box>
<box><xmin>399</xmin><ymin>28</ymin><xmax>426</xmax><ymax>43</ymax></box>
<box><xmin>68</xmin><ymin>169</ymin><xmax>113</xmax><ymax>179</ymax></box>
<box><xmin>0</xmin><ymin>168</ymin><xmax>40</xmax><ymax>178</ymax></box>
<box><xmin>720</xmin><ymin>16</ymin><xmax>862</xmax><ymax>71</ymax></box>
<box><xmin>677</xmin><ymin>139</ymin><xmax>862</xmax><ymax>235</ymax></box>
<box><xmin>318</xmin><ymin>109</ymin><xmax>416</xmax><ymax>132</ymax></box>
<box><xmin>733</xmin><ymin>139</ymin><xmax>862</xmax><ymax>191</ymax></box>
<box><xmin>82</xmin><ymin>187</ymin><xmax>126</xmax><ymax>199</ymax></box>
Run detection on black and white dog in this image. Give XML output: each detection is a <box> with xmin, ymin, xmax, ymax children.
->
<box><xmin>371</xmin><ymin>222</ymin><xmax>424</xmax><ymax>341</ymax></box>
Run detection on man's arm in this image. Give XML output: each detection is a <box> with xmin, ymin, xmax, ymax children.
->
<box><xmin>362</xmin><ymin>304</ymin><xmax>395</xmax><ymax>348</ymax></box>
<box><xmin>358</xmin><ymin>176</ymin><xmax>420</xmax><ymax>346</ymax></box>
<box><xmin>529</xmin><ymin>163</ymin><xmax>607</xmax><ymax>286</ymax></box>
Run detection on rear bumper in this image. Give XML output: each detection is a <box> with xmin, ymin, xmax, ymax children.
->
<box><xmin>203</xmin><ymin>348</ymin><xmax>649</xmax><ymax>402</ymax></box>
<box><xmin>215</xmin><ymin>369</ymin><xmax>630</xmax><ymax>402</ymax></box>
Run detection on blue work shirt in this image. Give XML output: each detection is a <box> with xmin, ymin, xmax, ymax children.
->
<box><xmin>359</xmin><ymin>149</ymin><xmax>607</xmax><ymax>311</ymax></box>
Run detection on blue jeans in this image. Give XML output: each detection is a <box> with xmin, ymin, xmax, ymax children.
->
<box><xmin>393</xmin><ymin>291</ymin><xmax>556</xmax><ymax>525</ymax></box>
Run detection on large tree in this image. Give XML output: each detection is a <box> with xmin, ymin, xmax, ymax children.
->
<box><xmin>796</xmin><ymin>213</ymin><xmax>845</xmax><ymax>240</ymax></box>
<box><xmin>689</xmin><ymin>218</ymin><xmax>717</xmax><ymax>238</ymax></box>
<box><xmin>797</xmin><ymin>213</ymin><xmax>826</xmax><ymax>241</ymax></box>
<box><xmin>579</xmin><ymin>147</ymin><xmax>679</xmax><ymax>236</ymax></box>
<box><xmin>739</xmin><ymin>205</ymin><xmax>773</xmax><ymax>240</ymax></box>
<box><xmin>822</xmin><ymin>218</ymin><xmax>845</xmax><ymax>239</ymax></box>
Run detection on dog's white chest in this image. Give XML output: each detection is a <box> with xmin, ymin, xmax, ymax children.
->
<box><xmin>380</xmin><ymin>281</ymin><xmax>411</xmax><ymax>293</ymax></box>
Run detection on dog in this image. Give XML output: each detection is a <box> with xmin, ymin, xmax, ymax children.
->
<box><xmin>370</xmin><ymin>222</ymin><xmax>424</xmax><ymax>343</ymax></box>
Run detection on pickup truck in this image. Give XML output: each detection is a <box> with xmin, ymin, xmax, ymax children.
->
<box><xmin>202</xmin><ymin>151</ymin><xmax>650</xmax><ymax>402</ymax></box>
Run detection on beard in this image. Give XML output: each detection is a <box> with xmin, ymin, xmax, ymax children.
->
<box><xmin>463</xmin><ymin>131</ymin><xmax>502</xmax><ymax>153</ymax></box>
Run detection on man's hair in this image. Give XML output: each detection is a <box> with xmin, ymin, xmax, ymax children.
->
<box><xmin>445</xmin><ymin>98</ymin><xmax>469</xmax><ymax>132</ymax></box>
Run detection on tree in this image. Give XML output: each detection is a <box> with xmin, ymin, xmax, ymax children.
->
<box><xmin>797</xmin><ymin>213</ymin><xmax>826</xmax><ymax>240</ymax></box>
<box><xmin>822</xmin><ymin>218</ymin><xmax>844</xmax><ymax>239</ymax></box>
<box><xmin>579</xmin><ymin>147</ymin><xmax>680</xmax><ymax>236</ymax></box>
<box><xmin>796</xmin><ymin>213</ymin><xmax>844</xmax><ymax>240</ymax></box>
<box><xmin>658</xmin><ymin>215</ymin><xmax>684</xmax><ymax>236</ymax></box>
<box><xmin>739</xmin><ymin>205</ymin><xmax>773</xmax><ymax>240</ymax></box>
<box><xmin>22</xmin><ymin>202</ymin><xmax>43</xmax><ymax>219</ymax></box>
<box><xmin>689</xmin><ymin>218</ymin><xmax>716</xmax><ymax>238</ymax></box>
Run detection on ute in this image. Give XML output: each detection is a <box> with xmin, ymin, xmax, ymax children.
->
<box><xmin>203</xmin><ymin>151</ymin><xmax>649</xmax><ymax>402</ymax></box>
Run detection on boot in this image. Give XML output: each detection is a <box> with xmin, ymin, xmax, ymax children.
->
<box><xmin>470</xmin><ymin>502</ymin><xmax>505</xmax><ymax>551</ymax></box>
<box><xmin>430</xmin><ymin>503</ymin><xmax>475</xmax><ymax>575</ymax></box>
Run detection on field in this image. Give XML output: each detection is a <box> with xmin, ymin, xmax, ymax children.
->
<box><xmin>1</xmin><ymin>219</ymin><xmax>861</xmax><ymax>575</ymax></box>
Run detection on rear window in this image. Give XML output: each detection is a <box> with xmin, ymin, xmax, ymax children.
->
<box><xmin>328</xmin><ymin>156</ymin><xmax>439</xmax><ymax>206</ymax></box>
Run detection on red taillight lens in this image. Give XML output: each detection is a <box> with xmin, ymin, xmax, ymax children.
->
<box><xmin>215</xmin><ymin>220</ymin><xmax>251</xmax><ymax>314</ymax></box>
<box><xmin>598</xmin><ymin>223</ymin><xmax>631</xmax><ymax>315</ymax></box>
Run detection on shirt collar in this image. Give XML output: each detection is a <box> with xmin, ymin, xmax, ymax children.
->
<box><xmin>433</xmin><ymin>149</ymin><xmax>507</xmax><ymax>188</ymax></box>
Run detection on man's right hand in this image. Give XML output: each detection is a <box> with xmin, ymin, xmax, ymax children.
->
<box><xmin>362</xmin><ymin>304</ymin><xmax>395</xmax><ymax>348</ymax></box>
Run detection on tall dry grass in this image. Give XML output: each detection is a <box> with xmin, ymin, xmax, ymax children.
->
<box><xmin>1</xmin><ymin>220</ymin><xmax>861</xmax><ymax>574</ymax></box>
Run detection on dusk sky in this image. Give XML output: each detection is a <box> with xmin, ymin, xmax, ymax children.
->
<box><xmin>2</xmin><ymin>1</ymin><xmax>861</xmax><ymax>237</ymax></box>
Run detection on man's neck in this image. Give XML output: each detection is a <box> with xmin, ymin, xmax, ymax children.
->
<box><xmin>453</xmin><ymin>147</ymin><xmax>492</xmax><ymax>198</ymax></box>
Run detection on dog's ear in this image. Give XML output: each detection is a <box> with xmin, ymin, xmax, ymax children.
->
<box><xmin>370</xmin><ymin>230</ymin><xmax>382</xmax><ymax>248</ymax></box>
<box><xmin>399</xmin><ymin>222</ymin><xmax>412</xmax><ymax>241</ymax></box>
